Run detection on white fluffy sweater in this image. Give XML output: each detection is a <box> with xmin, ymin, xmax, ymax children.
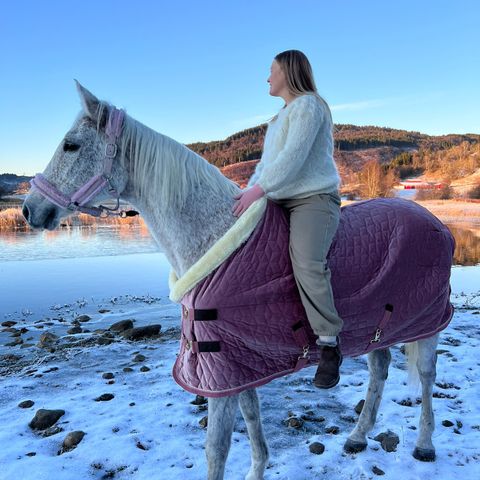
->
<box><xmin>247</xmin><ymin>93</ymin><xmax>341</xmax><ymax>200</ymax></box>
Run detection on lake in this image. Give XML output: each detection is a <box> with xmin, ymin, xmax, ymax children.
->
<box><xmin>0</xmin><ymin>224</ymin><xmax>158</xmax><ymax>262</ymax></box>
<box><xmin>1</xmin><ymin>214</ymin><xmax>478</xmax><ymax>265</ymax></box>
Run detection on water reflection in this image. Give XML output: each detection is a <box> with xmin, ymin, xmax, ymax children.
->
<box><xmin>445</xmin><ymin>223</ymin><xmax>480</xmax><ymax>266</ymax></box>
<box><xmin>1</xmin><ymin>218</ymin><xmax>479</xmax><ymax>265</ymax></box>
<box><xmin>0</xmin><ymin>224</ymin><xmax>159</xmax><ymax>262</ymax></box>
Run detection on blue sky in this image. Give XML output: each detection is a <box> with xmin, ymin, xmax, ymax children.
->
<box><xmin>1</xmin><ymin>0</ymin><xmax>478</xmax><ymax>176</ymax></box>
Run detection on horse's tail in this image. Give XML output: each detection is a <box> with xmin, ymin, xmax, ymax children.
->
<box><xmin>404</xmin><ymin>341</ymin><xmax>422</xmax><ymax>393</ymax></box>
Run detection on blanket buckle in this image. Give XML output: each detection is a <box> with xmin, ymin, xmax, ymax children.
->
<box><xmin>293</xmin><ymin>344</ymin><xmax>310</xmax><ymax>373</ymax></box>
<box><xmin>370</xmin><ymin>328</ymin><xmax>382</xmax><ymax>343</ymax></box>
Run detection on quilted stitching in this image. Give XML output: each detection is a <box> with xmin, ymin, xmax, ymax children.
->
<box><xmin>172</xmin><ymin>198</ymin><xmax>455</xmax><ymax>397</ymax></box>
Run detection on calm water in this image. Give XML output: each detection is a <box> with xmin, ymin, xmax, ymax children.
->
<box><xmin>1</xmin><ymin>220</ymin><xmax>479</xmax><ymax>266</ymax></box>
<box><xmin>0</xmin><ymin>225</ymin><xmax>159</xmax><ymax>262</ymax></box>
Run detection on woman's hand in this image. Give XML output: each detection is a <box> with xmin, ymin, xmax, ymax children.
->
<box><xmin>232</xmin><ymin>184</ymin><xmax>265</xmax><ymax>217</ymax></box>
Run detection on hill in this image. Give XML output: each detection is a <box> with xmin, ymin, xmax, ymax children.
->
<box><xmin>2</xmin><ymin>124</ymin><xmax>479</xmax><ymax>198</ymax></box>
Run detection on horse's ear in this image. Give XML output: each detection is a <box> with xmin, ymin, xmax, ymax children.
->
<box><xmin>74</xmin><ymin>79</ymin><xmax>108</xmax><ymax>128</ymax></box>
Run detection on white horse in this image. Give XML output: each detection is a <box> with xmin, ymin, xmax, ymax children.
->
<box><xmin>23</xmin><ymin>82</ymin><xmax>442</xmax><ymax>480</ymax></box>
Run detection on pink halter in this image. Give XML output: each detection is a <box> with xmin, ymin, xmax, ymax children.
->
<box><xmin>30</xmin><ymin>107</ymin><xmax>137</xmax><ymax>218</ymax></box>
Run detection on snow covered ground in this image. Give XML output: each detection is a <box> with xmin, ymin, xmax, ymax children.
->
<box><xmin>0</xmin><ymin>254</ymin><xmax>479</xmax><ymax>480</ymax></box>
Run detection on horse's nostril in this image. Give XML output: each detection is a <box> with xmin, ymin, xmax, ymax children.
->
<box><xmin>44</xmin><ymin>207</ymin><xmax>57</xmax><ymax>229</ymax></box>
<box><xmin>22</xmin><ymin>204</ymin><xmax>30</xmax><ymax>222</ymax></box>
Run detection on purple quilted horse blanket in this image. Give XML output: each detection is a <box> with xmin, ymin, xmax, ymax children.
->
<box><xmin>171</xmin><ymin>197</ymin><xmax>455</xmax><ymax>397</ymax></box>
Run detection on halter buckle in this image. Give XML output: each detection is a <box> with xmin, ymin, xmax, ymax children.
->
<box><xmin>67</xmin><ymin>201</ymin><xmax>79</xmax><ymax>212</ymax></box>
<box><xmin>105</xmin><ymin>143</ymin><xmax>117</xmax><ymax>158</ymax></box>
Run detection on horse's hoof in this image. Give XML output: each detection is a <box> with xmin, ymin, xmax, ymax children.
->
<box><xmin>413</xmin><ymin>447</ymin><xmax>436</xmax><ymax>462</ymax></box>
<box><xmin>344</xmin><ymin>438</ymin><xmax>367</xmax><ymax>454</ymax></box>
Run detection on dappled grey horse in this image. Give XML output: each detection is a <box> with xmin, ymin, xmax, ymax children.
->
<box><xmin>23</xmin><ymin>82</ymin><xmax>450</xmax><ymax>479</ymax></box>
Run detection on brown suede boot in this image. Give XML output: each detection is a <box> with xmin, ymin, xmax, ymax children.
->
<box><xmin>313</xmin><ymin>336</ymin><xmax>343</xmax><ymax>389</ymax></box>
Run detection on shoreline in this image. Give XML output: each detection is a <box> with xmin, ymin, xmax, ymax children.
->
<box><xmin>340</xmin><ymin>198</ymin><xmax>480</xmax><ymax>225</ymax></box>
<box><xmin>2</xmin><ymin>199</ymin><xmax>480</xmax><ymax>231</ymax></box>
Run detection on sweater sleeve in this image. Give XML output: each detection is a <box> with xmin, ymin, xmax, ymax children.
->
<box><xmin>255</xmin><ymin>97</ymin><xmax>324</xmax><ymax>195</ymax></box>
<box><xmin>246</xmin><ymin>161</ymin><xmax>264</xmax><ymax>188</ymax></box>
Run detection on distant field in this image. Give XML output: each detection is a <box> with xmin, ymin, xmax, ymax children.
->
<box><xmin>341</xmin><ymin>198</ymin><xmax>480</xmax><ymax>224</ymax></box>
<box><xmin>1</xmin><ymin>198</ymin><xmax>479</xmax><ymax>231</ymax></box>
<box><xmin>415</xmin><ymin>199</ymin><xmax>480</xmax><ymax>224</ymax></box>
<box><xmin>0</xmin><ymin>207</ymin><xmax>144</xmax><ymax>230</ymax></box>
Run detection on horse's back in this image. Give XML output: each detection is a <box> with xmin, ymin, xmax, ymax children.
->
<box><xmin>328</xmin><ymin>197</ymin><xmax>455</xmax><ymax>354</ymax></box>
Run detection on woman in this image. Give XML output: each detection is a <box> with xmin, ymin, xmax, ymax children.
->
<box><xmin>232</xmin><ymin>49</ymin><xmax>343</xmax><ymax>389</ymax></box>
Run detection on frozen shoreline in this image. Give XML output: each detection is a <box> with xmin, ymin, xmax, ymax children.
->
<box><xmin>0</xmin><ymin>255</ymin><xmax>479</xmax><ymax>479</ymax></box>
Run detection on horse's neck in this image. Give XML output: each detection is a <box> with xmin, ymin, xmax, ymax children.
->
<box><xmin>122</xmin><ymin>156</ymin><xmax>239</xmax><ymax>277</ymax></box>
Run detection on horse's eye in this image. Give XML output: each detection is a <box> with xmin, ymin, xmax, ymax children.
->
<box><xmin>63</xmin><ymin>142</ymin><xmax>80</xmax><ymax>152</ymax></box>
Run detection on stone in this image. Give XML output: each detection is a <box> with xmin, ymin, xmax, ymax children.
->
<box><xmin>121</xmin><ymin>325</ymin><xmax>161</xmax><ymax>340</ymax></box>
<box><xmin>309</xmin><ymin>442</ymin><xmax>325</xmax><ymax>455</ymax></box>
<box><xmin>37</xmin><ymin>332</ymin><xmax>59</xmax><ymax>348</ymax></box>
<box><xmin>29</xmin><ymin>409</ymin><xmax>65</xmax><ymax>430</ymax></box>
<box><xmin>1</xmin><ymin>321</ymin><xmax>17</xmax><ymax>327</ymax></box>
<box><xmin>61</xmin><ymin>431</ymin><xmax>86</xmax><ymax>453</ymax></box>
<box><xmin>354</xmin><ymin>400</ymin><xmax>365</xmax><ymax>414</ymax></box>
<box><xmin>286</xmin><ymin>417</ymin><xmax>303</xmax><ymax>429</ymax></box>
<box><xmin>190</xmin><ymin>395</ymin><xmax>208</xmax><ymax>406</ymax></box>
<box><xmin>373</xmin><ymin>430</ymin><xmax>399</xmax><ymax>452</ymax></box>
<box><xmin>109</xmin><ymin>320</ymin><xmax>134</xmax><ymax>332</ymax></box>
<box><xmin>94</xmin><ymin>393</ymin><xmax>114</xmax><ymax>402</ymax></box>
<box><xmin>325</xmin><ymin>425</ymin><xmax>340</xmax><ymax>434</ymax></box>
<box><xmin>67</xmin><ymin>326</ymin><xmax>82</xmax><ymax>334</ymax></box>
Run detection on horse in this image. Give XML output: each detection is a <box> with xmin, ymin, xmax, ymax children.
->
<box><xmin>22</xmin><ymin>81</ymin><xmax>453</xmax><ymax>480</ymax></box>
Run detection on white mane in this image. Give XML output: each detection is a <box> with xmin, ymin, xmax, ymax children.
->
<box><xmin>96</xmin><ymin>102</ymin><xmax>237</xmax><ymax>211</ymax></box>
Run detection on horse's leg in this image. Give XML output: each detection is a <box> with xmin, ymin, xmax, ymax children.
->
<box><xmin>206</xmin><ymin>394</ymin><xmax>239</xmax><ymax>480</ymax></box>
<box><xmin>238</xmin><ymin>388</ymin><xmax>269</xmax><ymax>480</ymax></box>
<box><xmin>344</xmin><ymin>348</ymin><xmax>391</xmax><ymax>453</ymax></box>
<box><xmin>412</xmin><ymin>333</ymin><xmax>439</xmax><ymax>461</ymax></box>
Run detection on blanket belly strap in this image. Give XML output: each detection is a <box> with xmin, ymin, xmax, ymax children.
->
<box><xmin>182</xmin><ymin>304</ymin><xmax>217</xmax><ymax>321</ymax></box>
<box><xmin>190</xmin><ymin>340</ymin><xmax>221</xmax><ymax>353</ymax></box>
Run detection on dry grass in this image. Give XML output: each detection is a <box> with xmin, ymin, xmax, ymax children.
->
<box><xmin>415</xmin><ymin>199</ymin><xmax>480</xmax><ymax>224</ymax></box>
<box><xmin>2</xmin><ymin>198</ymin><xmax>480</xmax><ymax>232</ymax></box>
<box><xmin>0</xmin><ymin>207</ymin><xmax>145</xmax><ymax>231</ymax></box>
<box><xmin>341</xmin><ymin>198</ymin><xmax>480</xmax><ymax>224</ymax></box>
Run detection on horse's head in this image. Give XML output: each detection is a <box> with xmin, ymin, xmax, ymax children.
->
<box><xmin>22</xmin><ymin>81</ymin><xmax>129</xmax><ymax>230</ymax></box>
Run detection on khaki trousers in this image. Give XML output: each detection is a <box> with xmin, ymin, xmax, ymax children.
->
<box><xmin>273</xmin><ymin>190</ymin><xmax>343</xmax><ymax>337</ymax></box>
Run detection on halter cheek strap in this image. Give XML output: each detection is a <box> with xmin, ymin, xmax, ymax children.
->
<box><xmin>30</xmin><ymin>107</ymin><xmax>138</xmax><ymax>218</ymax></box>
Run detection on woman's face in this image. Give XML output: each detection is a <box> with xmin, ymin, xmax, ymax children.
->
<box><xmin>267</xmin><ymin>60</ymin><xmax>287</xmax><ymax>97</ymax></box>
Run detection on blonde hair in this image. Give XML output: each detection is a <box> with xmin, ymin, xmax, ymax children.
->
<box><xmin>267</xmin><ymin>50</ymin><xmax>336</xmax><ymax>134</ymax></box>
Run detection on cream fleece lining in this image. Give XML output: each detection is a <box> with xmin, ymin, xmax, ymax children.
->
<box><xmin>168</xmin><ymin>197</ymin><xmax>267</xmax><ymax>303</ymax></box>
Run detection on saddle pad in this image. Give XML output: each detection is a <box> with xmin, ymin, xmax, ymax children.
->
<box><xmin>171</xmin><ymin>197</ymin><xmax>455</xmax><ymax>397</ymax></box>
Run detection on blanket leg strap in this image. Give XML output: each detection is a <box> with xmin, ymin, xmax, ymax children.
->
<box><xmin>292</xmin><ymin>320</ymin><xmax>310</xmax><ymax>372</ymax></box>
<box><xmin>370</xmin><ymin>304</ymin><xmax>394</xmax><ymax>344</ymax></box>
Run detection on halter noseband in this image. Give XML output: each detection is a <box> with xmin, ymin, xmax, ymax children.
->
<box><xmin>30</xmin><ymin>107</ymin><xmax>138</xmax><ymax>218</ymax></box>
